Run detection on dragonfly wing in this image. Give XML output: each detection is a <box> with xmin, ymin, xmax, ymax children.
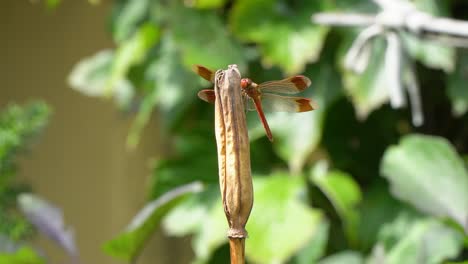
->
<box><xmin>198</xmin><ymin>89</ymin><xmax>216</xmax><ymax>103</ymax></box>
<box><xmin>257</xmin><ymin>75</ymin><xmax>311</xmax><ymax>94</ymax></box>
<box><xmin>260</xmin><ymin>93</ymin><xmax>318</xmax><ymax>113</ymax></box>
<box><xmin>245</xmin><ymin>96</ymin><xmax>257</xmax><ymax>111</ymax></box>
<box><xmin>193</xmin><ymin>65</ymin><xmax>215</xmax><ymax>83</ymax></box>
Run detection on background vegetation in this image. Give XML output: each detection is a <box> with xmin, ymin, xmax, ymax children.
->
<box><xmin>1</xmin><ymin>0</ymin><xmax>468</xmax><ymax>263</ymax></box>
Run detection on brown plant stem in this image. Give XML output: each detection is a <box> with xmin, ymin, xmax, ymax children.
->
<box><xmin>229</xmin><ymin>238</ymin><xmax>245</xmax><ymax>264</ymax></box>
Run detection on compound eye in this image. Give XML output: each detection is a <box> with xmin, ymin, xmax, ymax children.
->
<box><xmin>240</xmin><ymin>78</ymin><xmax>250</xmax><ymax>88</ymax></box>
<box><xmin>241</xmin><ymin>79</ymin><xmax>249</xmax><ymax>89</ymax></box>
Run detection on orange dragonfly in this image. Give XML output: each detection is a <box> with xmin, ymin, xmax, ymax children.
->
<box><xmin>194</xmin><ymin>65</ymin><xmax>318</xmax><ymax>142</ymax></box>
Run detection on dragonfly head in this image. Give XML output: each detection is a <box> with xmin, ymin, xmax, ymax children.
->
<box><xmin>240</xmin><ymin>78</ymin><xmax>252</xmax><ymax>89</ymax></box>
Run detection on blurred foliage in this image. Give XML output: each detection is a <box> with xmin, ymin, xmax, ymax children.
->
<box><xmin>0</xmin><ymin>102</ymin><xmax>50</xmax><ymax>263</ymax></box>
<box><xmin>0</xmin><ymin>246</ymin><xmax>45</xmax><ymax>264</ymax></box>
<box><xmin>0</xmin><ymin>102</ymin><xmax>50</xmax><ymax>241</ymax></box>
<box><xmin>67</xmin><ymin>0</ymin><xmax>468</xmax><ymax>263</ymax></box>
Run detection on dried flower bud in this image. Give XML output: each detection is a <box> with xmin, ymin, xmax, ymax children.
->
<box><xmin>214</xmin><ymin>65</ymin><xmax>253</xmax><ymax>238</ymax></box>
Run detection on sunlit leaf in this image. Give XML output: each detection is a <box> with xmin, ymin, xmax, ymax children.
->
<box><xmin>127</xmin><ymin>23</ymin><xmax>233</xmax><ymax>147</ymax></box>
<box><xmin>447</xmin><ymin>50</ymin><xmax>468</xmax><ymax>116</ymax></box>
<box><xmin>0</xmin><ymin>102</ymin><xmax>51</xmax><ymax>240</ymax></box>
<box><xmin>111</xmin><ymin>0</ymin><xmax>150</xmax><ymax>43</ymax></box>
<box><xmin>163</xmin><ymin>185</ymin><xmax>227</xmax><ymax>263</ymax></box>
<box><xmin>311</xmin><ymin>168</ymin><xmax>361</xmax><ymax>245</ymax></box>
<box><xmin>357</xmin><ymin>183</ymin><xmax>412</xmax><ymax>251</ymax></box>
<box><xmin>163</xmin><ymin>174</ymin><xmax>325</xmax><ymax>264</ymax></box>
<box><xmin>46</xmin><ymin>0</ymin><xmax>61</xmax><ymax>9</ymax></box>
<box><xmin>185</xmin><ymin>0</ymin><xmax>226</xmax><ymax>9</ymax></box>
<box><xmin>288</xmin><ymin>221</ymin><xmax>329</xmax><ymax>264</ymax></box>
<box><xmin>0</xmin><ymin>246</ymin><xmax>45</xmax><ymax>264</ymax></box>
<box><xmin>341</xmin><ymin>37</ymin><xmax>389</xmax><ymax>120</ymax></box>
<box><xmin>169</xmin><ymin>2</ymin><xmax>246</xmax><ymax>70</ymax></box>
<box><xmin>317</xmin><ymin>251</ymin><xmax>363</xmax><ymax>264</ymax></box>
<box><xmin>370</xmin><ymin>214</ymin><xmax>464</xmax><ymax>264</ymax></box>
<box><xmin>106</xmin><ymin>23</ymin><xmax>159</xmax><ymax>95</ymax></box>
<box><xmin>230</xmin><ymin>0</ymin><xmax>330</xmax><ymax>75</ymax></box>
<box><xmin>104</xmin><ymin>182</ymin><xmax>203</xmax><ymax>262</ymax></box>
<box><xmin>245</xmin><ymin>173</ymin><xmax>324</xmax><ymax>264</ymax></box>
<box><xmin>68</xmin><ymin>50</ymin><xmax>134</xmax><ymax>109</ymax></box>
<box><xmin>381</xmin><ymin>134</ymin><xmax>468</xmax><ymax>233</ymax></box>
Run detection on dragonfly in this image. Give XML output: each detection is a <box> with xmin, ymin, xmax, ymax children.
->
<box><xmin>194</xmin><ymin>65</ymin><xmax>318</xmax><ymax>142</ymax></box>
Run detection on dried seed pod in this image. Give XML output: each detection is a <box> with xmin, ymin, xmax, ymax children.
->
<box><xmin>214</xmin><ymin>65</ymin><xmax>253</xmax><ymax>238</ymax></box>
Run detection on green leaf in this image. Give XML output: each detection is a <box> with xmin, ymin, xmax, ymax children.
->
<box><xmin>68</xmin><ymin>50</ymin><xmax>134</xmax><ymax>109</ymax></box>
<box><xmin>403</xmin><ymin>0</ymin><xmax>454</xmax><ymax>72</ymax></box>
<box><xmin>46</xmin><ymin>0</ymin><xmax>61</xmax><ymax>9</ymax></box>
<box><xmin>127</xmin><ymin>33</ymin><xmax>200</xmax><ymax>147</ymax></box>
<box><xmin>341</xmin><ymin>37</ymin><xmax>389</xmax><ymax>120</ymax></box>
<box><xmin>311</xmin><ymin>167</ymin><xmax>361</xmax><ymax>245</ymax></box>
<box><xmin>106</xmin><ymin>23</ymin><xmax>159</xmax><ymax>95</ymax></box>
<box><xmin>0</xmin><ymin>246</ymin><xmax>45</xmax><ymax>264</ymax></box>
<box><xmin>288</xmin><ymin>221</ymin><xmax>329</xmax><ymax>264</ymax></box>
<box><xmin>170</xmin><ymin>3</ymin><xmax>247</xmax><ymax>70</ymax></box>
<box><xmin>371</xmin><ymin>215</ymin><xmax>464</xmax><ymax>264</ymax></box>
<box><xmin>111</xmin><ymin>0</ymin><xmax>150</xmax><ymax>43</ymax></box>
<box><xmin>245</xmin><ymin>174</ymin><xmax>325</xmax><ymax>264</ymax></box>
<box><xmin>447</xmin><ymin>50</ymin><xmax>468</xmax><ymax>116</ymax></box>
<box><xmin>357</xmin><ymin>183</ymin><xmax>413</xmax><ymax>251</ymax></box>
<box><xmin>163</xmin><ymin>174</ymin><xmax>325</xmax><ymax>264</ymax></box>
<box><xmin>163</xmin><ymin>185</ymin><xmax>227</xmax><ymax>263</ymax></box>
<box><xmin>317</xmin><ymin>251</ymin><xmax>363</xmax><ymax>264</ymax></box>
<box><xmin>230</xmin><ymin>0</ymin><xmax>330</xmax><ymax>74</ymax></box>
<box><xmin>381</xmin><ymin>134</ymin><xmax>468</xmax><ymax>233</ymax></box>
<box><xmin>185</xmin><ymin>0</ymin><xmax>227</xmax><ymax>9</ymax></box>
<box><xmin>103</xmin><ymin>182</ymin><xmax>203</xmax><ymax>262</ymax></box>
<box><xmin>149</xmin><ymin>123</ymin><xmax>218</xmax><ymax>199</ymax></box>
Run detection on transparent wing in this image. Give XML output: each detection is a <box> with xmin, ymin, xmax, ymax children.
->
<box><xmin>245</xmin><ymin>96</ymin><xmax>257</xmax><ymax>111</ymax></box>
<box><xmin>257</xmin><ymin>75</ymin><xmax>311</xmax><ymax>94</ymax></box>
<box><xmin>260</xmin><ymin>93</ymin><xmax>318</xmax><ymax>113</ymax></box>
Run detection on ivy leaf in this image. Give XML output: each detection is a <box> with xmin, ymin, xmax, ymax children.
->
<box><xmin>106</xmin><ymin>23</ymin><xmax>159</xmax><ymax>95</ymax></box>
<box><xmin>126</xmin><ymin>34</ymin><xmax>199</xmax><ymax>147</ymax></box>
<box><xmin>370</xmin><ymin>214</ymin><xmax>464</xmax><ymax>264</ymax></box>
<box><xmin>163</xmin><ymin>174</ymin><xmax>325</xmax><ymax>264</ymax></box>
<box><xmin>68</xmin><ymin>50</ymin><xmax>134</xmax><ymax>109</ymax></box>
<box><xmin>357</xmin><ymin>183</ymin><xmax>412</xmax><ymax>251</ymax></box>
<box><xmin>381</xmin><ymin>134</ymin><xmax>468</xmax><ymax>233</ymax></box>
<box><xmin>311</xmin><ymin>168</ymin><xmax>361</xmax><ymax>245</ymax></box>
<box><xmin>169</xmin><ymin>3</ymin><xmax>247</xmax><ymax>70</ymax></box>
<box><xmin>0</xmin><ymin>246</ymin><xmax>45</xmax><ymax>264</ymax></box>
<box><xmin>103</xmin><ymin>182</ymin><xmax>203</xmax><ymax>262</ymax></box>
<box><xmin>447</xmin><ymin>50</ymin><xmax>468</xmax><ymax>116</ymax></box>
<box><xmin>230</xmin><ymin>0</ymin><xmax>330</xmax><ymax>75</ymax></box>
<box><xmin>185</xmin><ymin>0</ymin><xmax>227</xmax><ymax>9</ymax></box>
<box><xmin>163</xmin><ymin>185</ymin><xmax>228</xmax><ymax>263</ymax></box>
<box><xmin>245</xmin><ymin>173</ymin><xmax>324</xmax><ymax>264</ymax></box>
<box><xmin>46</xmin><ymin>0</ymin><xmax>61</xmax><ymax>9</ymax></box>
<box><xmin>317</xmin><ymin>251</ymin><xmax>364</xmax><ymax>264</ymax></box>
<box><xmin>288</xmin><ymin>221</ymin><xmax>329</xmax><ymax>264</ymax></box>
<box><xmin>341</xmin><ymin>37</ymin><xmax>389</xmax><ymax>120</ymax></box>
<box><xmin>110</xmin><ymin>0</ymin><xmax>150</xmax><ymax>43</ymax></box>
